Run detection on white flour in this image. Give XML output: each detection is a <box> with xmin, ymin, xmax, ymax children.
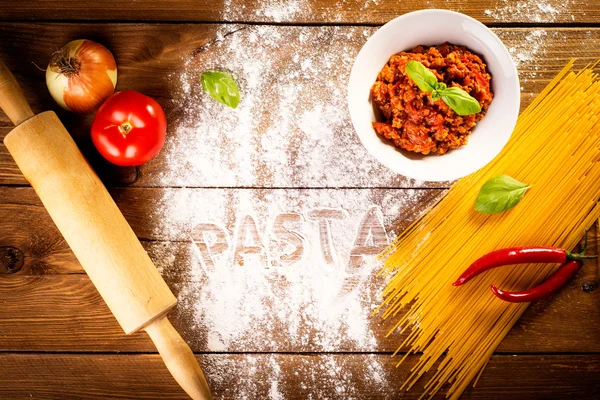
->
<box><xmin>259</xmin><ymin>0</ymin><xmax>308</xmax><ymax>22</ymax></box>
<box><xmin>221</xmin><ymin>0</ymin><xmax>575</xmax><ymax>24</ymax></box>
<box><xmin>146</xmin><ymin>21</ymin><xmax>581</xmax><ymax>400</ymax></box>
<box><xmin>505</xmin><ymin>30</ymin><xmax>549</xmax><ymax>70</ymax></box>
<box><xmin>495</xmin><ymin>30</ymin><xmax>571</xmax><ymax>95</ymax></box>
<box><xmin>147</xmin><ymin>188</ymin><xmax>438</xmax><ymax>399</ymax></box>
<box><xmin>155</xmin><ymin>25</ymin><xmax>422</xmax><ymax>188</ymax></box>
<box><xmin>201</xmin><ymin>354</ymin><xmax>392</xmax><ymax>399</ymax></box>
<box><xmin>222</xmin><ymin>0</ymin><xmax>309</xmax><ymax>22</ymax></box>
<box><xmin>484</xmin><ymin>0</ymin><xmax>573</xmax><ymax>22</ymax></box>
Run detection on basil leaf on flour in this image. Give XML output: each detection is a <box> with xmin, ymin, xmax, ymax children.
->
<box><xmin>474</xmin><ymin>175</ymin><xmax>531</xmax><ymax>214</ymax></box>
<box><xmin>441</xmin><ymin>87</ymin><xmax>482</xmax><ymax>116</ymax></box>
<box><xmin>405</xmin><ymin>60</ymin><xmax>438</xmax><ymax>92</ymax></box>
<box><xmin>200</xmin><ymin>70</ymin><xmax>240</xmax><ymax>109</ymax></box>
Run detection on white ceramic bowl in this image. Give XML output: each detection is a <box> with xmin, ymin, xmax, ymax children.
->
<box><xmin>348</xmin><ymin>9</ymin><xmax>520</xmax><ymax>182</ymax></box>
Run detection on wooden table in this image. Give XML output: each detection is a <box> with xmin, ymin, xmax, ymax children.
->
<box><xmin>1</xmin><ymin>2</ymin><xmax>600</xmax><ymax>399</ymax></box>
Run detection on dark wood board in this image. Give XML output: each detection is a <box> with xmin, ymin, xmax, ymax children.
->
<box><xmin>1</xmin><ymin>25</ymin><xmax>600</xmax><ymax>188</ymax></box>
<box><xmin>1</xmin><ymin>270</ymin><xmax>599</xmax><ymax>354</ymax></box>
<box><xmin>1</xmin><ymin>187</ymin><xmax>599</xmax><ymax>353</ymax></box>
<box><xmin>1</xmin><ymin>3</ymin><xmax>600</xmax><ymax>398</ymax></box>
<box><xmin>0</xmin><ymin>353</ymin><xmax>598</xmax><ymax>400</ymax></box>
<box><xmin>0</xmin><ymin>1</ymin><xmax>599</xmax><ymax>25</ymax></box>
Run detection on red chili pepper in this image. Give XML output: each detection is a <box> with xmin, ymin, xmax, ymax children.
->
<box><xmin>452</xmin><ymin>246</ymin><xmax>594</xmax><ymax>287</ymax></box>
<box><xmin>490</xmin><ymin>260</ymin><xmax>583</xmax><ymax>303</ymax></box>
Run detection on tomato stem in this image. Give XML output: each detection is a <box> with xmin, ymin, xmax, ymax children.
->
<box><xmin>119</xmin><ymin>122</ymin><xmax>133</xmax><ymax>136</ymax></box>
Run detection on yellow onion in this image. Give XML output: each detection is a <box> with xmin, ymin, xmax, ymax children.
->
<box><xmin>46</xmin><ymin>39</ymin><xmax>117</xmax><ymax>114</ymax></box>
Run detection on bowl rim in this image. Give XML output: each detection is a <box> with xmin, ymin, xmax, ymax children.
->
<box><xmin>347</xmin><ymin>9</ymin><xmax>521</xmax><ymax>182</ymax></box>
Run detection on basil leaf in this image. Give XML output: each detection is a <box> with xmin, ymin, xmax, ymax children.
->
<box><xmin>434</xmin><ymin>82</ymin><xmax>447</xmax><ymax>91</ymax></box>
<box><xmin>200</xmin><ymin>70</ymin><xmax>240</xmax><ymax>109</ymax></box>
<box><xmin>474</xmin><ymin>175</ymin><xmax>531</xmax><ymax>214</ymax></box>
<box><xmin>440</xmin><ymin>87</ymin><xmax>481</xmax><ymax>116</ymax></box>
<box><xmin>405</xmin><ymin>60</ymin><xmax>438</xmax><ymax>92</ymax></box>
<box><xmin>404</xmin><ymin>61</ymin><xmax>481</xmax><ymax>115</ymax></box>
<box><xmin>431</xmin><ymin>82</ymin><xmax>446</xmax><ymax>101</ymax></box>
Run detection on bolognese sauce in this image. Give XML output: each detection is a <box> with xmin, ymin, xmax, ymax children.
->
<box><xmin>371</xmin><ymin>43</ymin><xmax>493</xmax><ymax>155</ymax></box>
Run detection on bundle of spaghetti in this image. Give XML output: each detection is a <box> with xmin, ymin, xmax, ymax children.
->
<box><xmin>377</xmin><ymin>60</ymin><xmax>600</xmax><ymax>400</ymax></box>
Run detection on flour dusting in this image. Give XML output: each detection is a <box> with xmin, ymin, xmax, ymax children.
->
<box><xmin>495</xmin><ymin>29</ymin><xmax>570</xmax><ymax>94</ymax></box>
<box><xmin>154</xmin><ymin>25</ymin><xmax>420</xmax><ymax>188</ymax></box>
<box><xmin>201</xmin><ymin>354</ymin><xmax>392</xmax><ymax>399</ymax></box>
<box><xmin>506</xmin><ymin>30</ymin><xmax>549</xmax><ymax>70</ymax></box>
<box><xmin>259</xmin><ymin>0</ymin><xmax>307</xmax><ymax>22</ymax></box>
<box><xmin>221</xmin><ymin>0</ymin><xmax>575</xmax><ymax>24</ymax></box>
<box><xmin>143</xmin><ymin>22</ymin><xmax>445</xmax><ymax>400</ymax></box>
<box><xmin>484</xmin><ymin>0</ymin><xmax>573</xmax><ymax>22</ymax></box>
<box><xmin>147</xmin><ymin>188</ymin><xmax>437</xmax><ymax>399</ymax></box>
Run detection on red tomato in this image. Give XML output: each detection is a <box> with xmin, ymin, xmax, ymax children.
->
<box><xmin>91</xmin><ymin>90</ymin><xmax>167</xmax><ymax>166</ymax></box>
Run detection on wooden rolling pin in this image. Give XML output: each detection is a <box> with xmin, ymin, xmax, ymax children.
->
<box><xmin>0</xmin><ymin>60</ymin><xmax>211</xmax><ymax>400</ymax></box>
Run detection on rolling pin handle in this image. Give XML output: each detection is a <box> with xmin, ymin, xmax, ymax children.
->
<box><xmin>0</xmin><ymin>59</ymin><xmax>35</xmax><ymax>126</ymax></box>
<box><xmin>145</xmin><ymin>317</ymin><xmax>212</xmax><ymax>400</ymax></box>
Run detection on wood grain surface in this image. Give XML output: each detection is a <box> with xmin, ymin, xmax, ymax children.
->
<box><xmin>2</xmin><ymin>3</ymin><xmax>600</xmax><ymax>399</ymax></box>
<box><xmin>1</xmin><ymin>260</ymin><xmax>599</xmax><ymax>354</ymax></box>
<box><xmin>1</xmin><ymin>186</ymin><xmax>599</xmax><ymax>354</ymax></box>
<box><xmin>1</xmin><ymin>25</ymin><xmax>600</xmax><ymax>188</ymax></box>
<box><xmin>0</xmin><ymin>353</ymin><xmax>598</xmax><ymax>400</ymax></box>
<box><xmin>0</xmin><ymin>0</ymin><xmax>599</xmax><ymax>24</ymax></box>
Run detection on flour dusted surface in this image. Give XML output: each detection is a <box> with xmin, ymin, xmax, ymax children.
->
<box><xmin>146</xmin><ymin>188</ymin><xmax>437</xmax><ymax>398</ymax></box>
<box><xmin>149</xmin><ymin>189</ymin><xmax>431</xmax><ymax>350</ymax></box>
<box><xmin>484</xmin><ymin>0</ymin><xmax>574</xmax><ymax>22</ymax></box>
<box><xmin>156</xmin><ymin>25</ymin><xmax>424</xmax><ymax>188</ymax></box>
<box><xmin>201</xmin><ymin>354</ymin><xmax>392</xmax><ymax>399</ymax></box>
<box><xmin>138</xmin><ymin>20</ymin><xmax>596</xmax><ymax>399</ymax></box>
<box><xmin>219</xmin><ymin>0</ymin><xmax>578</xmax><ymax>24</ymax></box>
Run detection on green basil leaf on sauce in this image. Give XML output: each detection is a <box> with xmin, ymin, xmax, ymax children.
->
<box><xmin>431</xmin><ymin>82</ymin><xmax>446</xmax><ymax>101</ymax></box>
<box><xmin>474</xmin><ymin>175</ymin><xmax>531</xmax><ymax>214</ymax></box>
<box><xmin>405</xmin><ymin>60</ymin><xmax>438</xmax><ymax>92</ymax></box>
<box><xmin>200</xmin><ymin>70</ymin><xmax>240</xmax><ymax>109</ymax></box>
<box><xmin>433</xmin><ymin>81</ymin><xmax>447</xmax><ymax>91</ymax></box>
<box><xmin>441</xmin><ymin>87</ymin><xmax>482</xmax><ymax>116</ymax></box>
<box><xmin>405</xmin><ymin>60</ymin><xmax>482</xmax><ymax>116</ymax></box>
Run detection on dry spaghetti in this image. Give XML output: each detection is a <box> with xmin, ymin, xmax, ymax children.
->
<box><xmin>377</xmin><ymin>60</ymin><xmax>600</xmax><ymax>399</ymax></box>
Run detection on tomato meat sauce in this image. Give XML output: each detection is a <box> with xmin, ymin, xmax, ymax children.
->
<box><xmin>371</xmin><ymin>43</ymin><xmax>493</xmax><ymax>155</ymax></box>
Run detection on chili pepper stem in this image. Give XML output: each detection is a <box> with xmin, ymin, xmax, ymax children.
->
<box><xmin>453</xmin><ymin>230</ymin><xmax>597</xmax><ymax>288</ymax></box>
<box><xmin>565</xmin><ymin>250</ymin><xmax>598</xmax><ymax>261</ymax></box>
<box><xmin>565</xmin><ymin>230</ymin><xmax>598</xmax><ymax>260</ymax></box>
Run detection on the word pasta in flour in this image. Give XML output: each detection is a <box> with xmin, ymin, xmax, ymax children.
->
<box><xmin>191</xmin><ymin>206</ymin><xmax>389</xmax><ymax>274</ymax></box>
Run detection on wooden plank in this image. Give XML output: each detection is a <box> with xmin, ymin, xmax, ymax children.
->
<box><xmin>0</xmin><ymin>22</ymin><xmax>215</xmax><ymax>186</ymax></box>
<box><xmin>0</xmin><ymin>186</ymin><xmax>436</xmax><ymax>353</ymax></box>
<box><xmin>0</xmin><ymin>1</ymin><xmax>598</xmax><ymax>24</ymax></box>
<box><xmin>0</xmin><ymin>186</ymin><xmax>442</xmax><ymax>264</ymax></box>
<box><xmin>2</xmin><ymin>261</ymin><xmax>598</xmax><ymax>353</ymax></box>
<box><xmin>1</xmin><ymin>25</ymin><xmax>600</xmax><ymax>187</ymax></box>
<box><xmin>0</xmin><ymin>187</ymin><xmax>80</xmax><ymax>274</ymax></box>
<box><xmin>0</xmin><ymin>353</ymin><xmax>598</xmax><ymax>399</ymax></box>
<box><xmin>0</xmin><ymin>275</ymin><xmax>155</xmax><ymax>351</ymax></box>
<box><xmin>2</xmin><ymin>186</ymin><xmax>599</xmax><ymax>353</ymax></box>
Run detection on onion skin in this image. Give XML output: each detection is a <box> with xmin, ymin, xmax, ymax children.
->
<box><xmin>46</xmin><ymin>39</ymin><xmax>117</xmax><ymax>114</ymax></box>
